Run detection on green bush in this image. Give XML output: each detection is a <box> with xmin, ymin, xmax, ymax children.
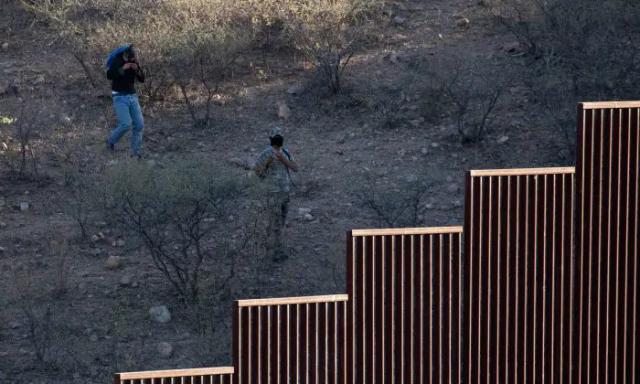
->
<box><xmin>103</xmin><ymin>158</ymin><xmax>244</xmax><ymax>302</ymax></box>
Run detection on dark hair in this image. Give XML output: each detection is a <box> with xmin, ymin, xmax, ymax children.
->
<box><xmin>126</xmin><ymin>45</ymin><xmax>136</xmax><ymax>60</ymax></box>
<box><xmin>270</xmin><ymin>135</ymin><xmax>284</xmax><ymax>147</ymax></box>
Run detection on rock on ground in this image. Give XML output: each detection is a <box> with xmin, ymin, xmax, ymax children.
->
<box><xmin>105</xmin><ymin>256</ymin><xmax>122</xmax><ymax>270</ymax></box>
<box><xmin>158</xmin><ymin>342</ymin><xmax>173</xmax><ymax>358</ymax></box>
<box><xmin>149</xmin><ymin>305</ymin><xmax>171</xmax><ymax>323</ymax></box>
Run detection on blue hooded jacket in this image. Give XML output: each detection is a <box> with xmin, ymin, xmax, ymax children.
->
<box><xmin>105</xmin><ymin>45</ymin><xmax>131</xmax><ymax>70</ymax></box>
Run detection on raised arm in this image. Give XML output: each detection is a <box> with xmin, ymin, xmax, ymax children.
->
<box><xmin>275</xmin><ymin>150</ymin><xmax>298</xmax><ymax>172</ymax></box>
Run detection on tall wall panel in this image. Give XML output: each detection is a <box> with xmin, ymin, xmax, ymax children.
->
<box><xmin>347</xmin><ymin>227</ymin><xmax>464</xmax><ymax>384</ymax></box>
<box><xmin>114</xmin><ymin>367</ymin><xmax>234</xmax><ymax>384</ymax></box>
<box><xmin>233</xmin><ymin>295</ymin><xmax>348</xmax><ymax>384</ymax></box>
<box><xmin>464</xmin><ymin>167</ymin><xmax>575</xmax><ymax>384</ymax></box>
<box><xmin>576</xmin><ymin>102</ymin><xmax>640</xmax><ymax>384</ymax></box>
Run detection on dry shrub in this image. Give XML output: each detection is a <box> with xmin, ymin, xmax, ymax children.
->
<box><xmin>354</xmin><ymin>172</ymin><xmax>434</xmax><ymax>228</ymax></box>
<box><xmin>486</xmin><ymin>0</ymin><xmax>640</xmax><ymax>153</ymax></box>
<box><xmin>280</xmin><ymin>0</ymin><xmax>383</xmax><ymax>93</ymax></box>
<box><xmin>102</xmin><ymin>158</ymin><xmax>248</xmax><ymax>302</ymax></box>
<box><xmin>0</xmin><ymin>98</ymin><xmax>44</xmax><ymax>180</ymax></box>
<box><xmin>22</xmin><ymin>0</ymin><xmax>383</xmax><ymax>102</ymax></box>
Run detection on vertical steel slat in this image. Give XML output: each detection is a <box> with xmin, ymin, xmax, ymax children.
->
<box><xmin>495</xmin><ymin>176</ymin><xmax>502</xmax><ymax>384</ymax></box>
<box><xmin>407</xmin><ymin>236</ymin><xmax>416</xmax><ymax>378</ymax></box>
<box><xmin>551</xmin><ymin>175</ymin><xmax>557</xmax><ymax>383</ymax></box>
<box><xmin>504</xmin><ymin>175</ymin><xmax>511</xmax><ymax>384</ymax></box>
<box><xmin>620</xmin><ymin>108</ymin><xmax>631</xmax><ymax>384</ymax></box>
<box><xmin>419</xmin><ymin>235</ymin><xmax>425</xmax><ymax>384</ymax></box>
<box><xmin>466</xmin><ymin>173</ymin><xmax>474</xmax><ymax>384</ymax></box>
<box><xmin>632</xmin><ymin>107</ymin><xmax>639</xmax><ymax>384</ymax></box>
<box><xmin>429</xmin><ymin>234</ymin><xmax>435</xmax><ymax>384</ymax></box>
<box><xmin>448</xmin><ymin>234</ymin><xmax>453</xmax><ymax>384</ymax></box>
<box><xmin>478</xmin><ymin>176</ymin><xmax>484</xmax><ymax>384</ymax></box>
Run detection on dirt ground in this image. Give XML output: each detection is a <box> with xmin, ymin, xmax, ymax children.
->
<box><xmin>0</xmin><ymin>0</ymin><xmax>573</xmax><ymax>382</ymax></box>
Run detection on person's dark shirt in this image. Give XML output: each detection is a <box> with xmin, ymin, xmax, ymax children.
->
<box><xmin>106</xmin><ymin>54</ymin><xmax>145</xmax><ymax>94</ymax></box>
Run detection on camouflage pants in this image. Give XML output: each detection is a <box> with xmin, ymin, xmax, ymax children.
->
<box><xmin>265</xmin><ymin>192</ymin><xmax>290</xmax><ymax>259</ymax></box>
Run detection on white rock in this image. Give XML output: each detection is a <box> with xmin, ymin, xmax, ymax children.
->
<box><xmin>287</xmin><ymin>84</ymin><xmax>305</xmax><ymax>95</ymax></box>
<box><xmin>277</xmin><ymin>101</ymin><xmax>291</xmax><ymax>121</ymax></box>
<box><xmin>297</xmin><ymin>208</ymin><xmax>312</xmax><ymax>215</ymax></box>
<box><xmin>1</xmin><ymin>42</ymin><xmax>8</xmax><ymax>51</ymax></box>
<box><xmin>19</xmin><ymin>202</ymin><xmax>29</xmax><ymax>211</ymax></box>
<box><xmin>503</xmin><ymin>42</ymin><xmax>520</xmax><ymax>53</ymax></box>
<box><xmin>497</xmin><ymin>135</ymin><xmax>509</xmax><ymax>144</ymax></box>
<box><xmin>456</xmin><ymin>17</ymin><xmax>470</xmax><ymax>28</ymax></box>
<box><xmin>303</xmin><ymin>213</ymin><xmax>314</xmax><ymax>221</ymax></box>
<box><xmin>149</xmin><ymin>305</ymin><xmax>171</xmax><ymax>323</ymax></box>
<box><xmin>33</xmin><ymin>75</ymin><xmax>45</xmax><ymax>85</ymax></box>
<box><xmin>393</xmin><ymin>16</ymin><xmax>407</xmax><ymax>25</ymax></box>
<box><xmin>119</xmin><ymin>275</ymin><xmax>133</xmax><ymax>287</ymax></box>
<box><xmin>158</xmin><ymin>342</ymin><xmax>173</xmax><ymax>358</ymax></box>
<box><xmin>105</xmin><ymin>256</ymin><xmax>122</xmax><ymax>270</ymax></box>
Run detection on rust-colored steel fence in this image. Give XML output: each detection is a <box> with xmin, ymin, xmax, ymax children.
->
<box><xmin>464</xmin><ymin>168</ymin><xmax>575</xmax><ymax>384</ymax></box>
<box><xmin>576</xmin><ymin>102</ymin><xmax>640</xmax><ymax>384</ymax></box>
<box><xmin>233</xmin><ymin>294</ymin><xmax>349</xmax><ymax>384</ymax></box>
<box><xmin>114</xmin><ymin>367</ymin><xmax>234</xmax><ymax>384</ymax></box>
<box><xmin>113</xmin><ymin>101</ymin><xmax>640</xmax><ymax>384</ymax></box>
<box><xmin>347</xmin><ymin>227</ymin><xmax>464</xmax><ymax>384</ymax></box>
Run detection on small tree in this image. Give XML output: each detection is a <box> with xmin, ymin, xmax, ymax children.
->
<box><xmin>439</xmin><ymin>61</ymin><xmax>504</xmax><ymax>143</ymax></box>
<box><xmin>11</xmin><ymin>267</ymin><xmax>57</xmax><ymax>365</ymax></box>
<box><xmin>1</xmin><ymin>100</ymin><xmax>43</xmax><ymax>180</ymax></box>
<box><xmin>354</xmin><ymin>173</ymin><xmax>433</xmax><ymax>228</ymax></box>
<box><xmin>103</xmin><ymin>158</ymin><xmax>245</xmax><ymax>302</ymax></box>
<box><xmin>283</xmin><ymin>0</ymin><xmax>382</xmax><ymax>94</ymax></box>
<box><xmin>170</xmin><ymin>25</ymin><xmax>252</xmax><ymax>128</ymax></box>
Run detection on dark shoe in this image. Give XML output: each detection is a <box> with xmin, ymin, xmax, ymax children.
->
<box><xmin>106</xmin><ymin>139</ymin><xmax>114</xmax><ymax>152</ymax></box>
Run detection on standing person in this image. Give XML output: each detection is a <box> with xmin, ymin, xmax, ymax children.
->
<box><xmin>105</xmin><ymin>44</ymin><xmax>145</xmax><ymax>157</ymax></box>
<box><xmin>254</xmin><ymin>127</ymin><xmax>299</xmax><ymax>262</ymax></box>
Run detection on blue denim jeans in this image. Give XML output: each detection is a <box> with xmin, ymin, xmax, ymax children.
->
<box><xmin>108</xmin><ymin>94</ymin><xmax>144</xmax><ymax>155</ymax></box>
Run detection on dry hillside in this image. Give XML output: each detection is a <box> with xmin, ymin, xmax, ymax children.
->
<box><xmin>1</xmin><ymin>0</ymin><xmax>639</xmax><ymax>382</ymax></box>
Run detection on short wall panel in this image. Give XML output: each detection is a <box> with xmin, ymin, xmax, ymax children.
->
<box><xmin>233</xmin><ymin>295</ymin><xmax>348</xmax><ymax>384</ymax></box>
<box><xmin>347</xmin><ymin>227</ymin><xmax>464</xmax><ymax>384</ymax></box>
<box><xmin>114</xmin><ymin>367</ymin><xmax>234</xmax><ymax>384</ymax></box>
<box><xmin>464</xmin><ymin>168</ymin><xmax>575</xmax><ymax>384</ymax></box>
